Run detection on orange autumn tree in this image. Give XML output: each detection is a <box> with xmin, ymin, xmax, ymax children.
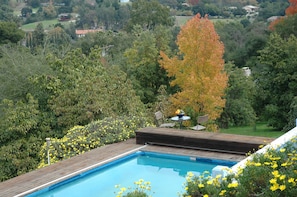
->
<box><xmin>286</xmin><ymin>0</ymin><xmax>297</xmax><ymax>15</ymax></box>
<box><xmin>269</xmin><ymin>0</ymin><xmax>297</xmax><ymax>30</ymax></box>
<box><xmin>159</xmin><ymin>14</ymin><xmax>228</xmax><ymax>127</ymax></box>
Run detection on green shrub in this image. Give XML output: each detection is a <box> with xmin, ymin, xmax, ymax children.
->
<box><xmin>38</xmin><ymin>116</ymin><xmax>152</xmax><ymax>167</ymax></box>
<box><xmin>182</xmin><ymin>136</ymin><xmax>297</xmax><ymax>197</ymax></box>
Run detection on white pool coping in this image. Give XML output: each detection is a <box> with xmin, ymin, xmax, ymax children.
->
<box><xmin>212</xmin><ymin>126</ymin><xmax>297</xmax><ymax>177</ymax></box>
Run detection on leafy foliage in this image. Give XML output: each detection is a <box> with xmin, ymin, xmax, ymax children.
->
<box><xmin>0</xmin><ymin>21</ymin><xmax>24</xmax><ymax>44</ymax></box>
<box><xmin>218</xmin><ymin>63</ymin><xmax>256</xmax><ymax>128</ymax></box>
<box><xmin>0</xmin><ymin>44</ymin><xmax>51</xmax><ymax>101</ymax></box>
<box><xmin>46</xmin><ymin>48</ymin><xmax>146</xmax><ymax>129</ymax></box>
<box><xmin>285</xmin><ymin>0</ymin><xmax>297</xmax><ymax>15</ymax></box>
<box><xmin>160</xmin><ymin>14</ymin><xmax>228</xmax><ymax>127</ymax></box>
<box><xmin>0</xmin><ymin>136</ymin><xmax>42</xmax><ymax>182</ymax></box>
<box><xmin>256</xmin><ymin>33</ymin><xmax>297</xmax><ymax>131</ymax></box>
<box><xmin>127</xmin><ymin>0</ymin><xmax>174</xmax><ymax>31</ymax></box>
<box><xmin>38</xmin><ymin>116</ymin><xmax>152</xmax><ymax>167</ymax></box>
<box><xmin>0</xmin><ymin>94</ymin><xmax>39</xmax><ymax>140</ymax></box>
<box><xmin>182</xmin><ymin>136</ymin><xmax>297</xmax><ymax>197</ymax></box>
<box><xmin>124</xmin><ymin>26</ymin><xmax>172</xmax><ymax>104</ymax></box>
<box><xmin>273</xmin><ymin>14</ymin><xmax>297</xmax><ymax>39</ymax></box>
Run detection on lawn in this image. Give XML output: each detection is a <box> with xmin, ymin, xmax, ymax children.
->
<box><xmin>21</xmin><ymin>19</ymin><xmax>73</xmax><ymax>32</ymax></box>
<box><xmin>220</xmin><ymin>122</ymin><xmax>284</xmax><ymax>138</ymax></box>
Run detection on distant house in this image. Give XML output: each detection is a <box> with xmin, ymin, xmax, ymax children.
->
<box><xmin>242</xmin><ymin>5</ymin><xmax>259</xmax><ymax>13</ymax></box>
<box><xmin>75</xmin><ymin>29</ymin><xmax>103</xmax><ymax>38</ymax></box>
<box><xmin>243</xmin><ymin>5</ymin><xmax>259</xmax><ymax>18</ymax></box>
<box><xmin>58</xmin><ymin>13</ymin><xmax>71</xmax><ymax>21</ymax></box>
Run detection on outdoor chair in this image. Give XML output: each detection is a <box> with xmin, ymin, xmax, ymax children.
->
<box><xmin>191</xmin><ymin>114</ymin><xmax>208</xmax><ymax>131</ymax></box>
<box><xmin>154</xmin><ymin>111</ymin><xmax>175</xmax><ymax>128</ymax></box>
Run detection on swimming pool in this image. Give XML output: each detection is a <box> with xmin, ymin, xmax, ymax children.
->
<box><xmin>26</xmin><ymin>151</ymin><xmax>236</xmax><ymax>197</ymax></box>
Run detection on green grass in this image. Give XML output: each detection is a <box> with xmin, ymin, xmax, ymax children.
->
<box><xmin>220</xmin><ymin>122</ymin><xmax>284</xmax><ymax>138</ymax></box>
<box><xmin>175</xmin><ymin>16</ymin><xmax>193</xmax><ymax>26</ymax></box>
<box><xmin>21</xmin><ymin>19</ymin><xmax>72</xmax><ymax>32</ymax></box>
<box><xmin>174</xmin><ymin>15</ymin><xmax>244</xmax><ymax>26</ymax></box>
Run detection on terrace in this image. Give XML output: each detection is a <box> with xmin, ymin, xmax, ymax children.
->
<box><xmin>0</xmin><ymin>128</ymin><xmax>275</xmax><ymax>197</ymax></box>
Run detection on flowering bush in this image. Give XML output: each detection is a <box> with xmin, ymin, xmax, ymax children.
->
<box><xmin>38</xmin><ymin>116</ymin><xmax>152</xmax><ymax>167</ymax></box>
<box><xmin>182</xmin><ymin>136</ymin><xmax>297</xmax><ymax>197</ymax></box>
<box><xmin>115</xmin><ymin>179</ymin><xmax>153</xmax><ymax>197</ymax></box>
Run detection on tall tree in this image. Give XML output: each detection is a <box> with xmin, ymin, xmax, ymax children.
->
<box><xmin>256</xmin><ymin>33</ymin><xmax>297</xmax><ymax>131</ymax></box>
<box><xmin>285</xmin><ymin>0</ymin><xmax>297</xmax><ymax>15</ymax></box>
<box><xmin>218</xmin><ymin>63</ymin><xmax>256</xmax><ymax>128</ymax></box>
<box><xmin>127</xmin><ymin>0</ymin><xmax>174</xmax><ymax>31</ymax></box>
<box><xmin>47</xmin><ymin>48</ymin><xmax>146</xmax><ymax>128</ymax></box>
<box><xmin>124</xmin><ymin>26</ymin><xmax>172</xmax><ymax>104</ymax></box>
<box><xmin>0</xmin><ymin>45</ymin><xmax>50</xmax><ymax>101</ymax></box>
<box><xmin>0</xmin><ymin>21</ymin><xmax>24</xmax><ymax>44</ymax></box>
<box><xmin>269</xmin><ymin>0</ymin><xmax>296</xmax><ymax>32</ymax></box>
<box><xmin>159</xmin><ymin>14</ymin><xmax>228</xmax><ymax>125</ymax></box>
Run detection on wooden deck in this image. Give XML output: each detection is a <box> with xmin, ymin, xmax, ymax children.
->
<box><xmin>136</xmin><ymin>127</ymin><xmax>275</xmax><ymax>155</ymax></box>
<box><xmin>0</xmin><ymin>128</ymin><xmax>275</xmax><ymax>197</ymax></box>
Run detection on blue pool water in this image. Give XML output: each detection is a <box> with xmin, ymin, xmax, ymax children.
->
<box><xmin>27</xmin><ymin>151</ymin><xmax>236</xmax><ymax>197</ymax></box>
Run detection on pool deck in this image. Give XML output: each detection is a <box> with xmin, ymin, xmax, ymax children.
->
<box><xmin>0</xmin><ymin>128</ymin><xmax>275</xmax><ymax>197</ymax></box>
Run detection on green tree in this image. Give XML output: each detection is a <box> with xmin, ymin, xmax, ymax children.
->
<box><xmin>127</xmin><ymin>0</ymin><xmax>174</xmax><ymax>31</ymax></box>
<box><xmin>96</xmin><ymin>4</ymin><xmax>117</xmax><ymax>30</ymax></box>
<box><xmin>0</xmin><ymin>94</ymin><xmax>39</xmax><ymax>145</ymax></box>
<box><xmin>43</xmin><ymin>4</ymin><xmax>57</xmax><ymax>19</ymax></box>
<box><xmin>218</xmin><ymin>63</ymin><xmax>256</xmax><ymax>128</ymax></box>
<box><xmin>124</xmin><ymin>26</ymin><xmax>172</xmax><ymax>104</ymax></box>
<box><xmin>160</xmin><ymin>14</ymin><xmax>228</xmax><ymax>128</ymax></box>
<box><xmin>273</xmin><ymin>14</ymin><xmax>297</xmax><ymax>39</ymax></box>
<box><xmin>0</xmin><ymin>45</ymin><xmax>50</xmax><ymax>101</ymax></box>
<box><xmin>21</xmin><ymin>7</ymin><xmax>33</xmax><ymax>17</ymax></box>
<box><xmin>215</xmin><ymin>21</ymin><xmax>268</xmax><ymax>68</ymax></box>
<box><xmin>0</xmin><ymin>21</ymin><xmax>24</xmax><ymax>44</ymax></box>
<box><xmin>258</xmin><ymin>0</ymin><xmax>288</xmax><ymax>20</ymax></box>
<box><xmin>43</xmin><ymin>26</ymin><xmax>72</xmax><ymax>57</ymax></box>
<box><xmin>47</xmin><ymin>48</ymin><xmax>146</xmax><ymax>128</ymax></box>
<box><xmin>0</xmin><ymin>136</ymin><xmax>42</xmax><ymax>181</ymax></box>
<box><xmin>0</xmin><ymin>4</ymin><xmax>12</xmax><ymax>20</ymax></box>
<box><xmin>256</xmin><ymin>33</ymin><xmax>297</xmax><ymax>131</ymax></box>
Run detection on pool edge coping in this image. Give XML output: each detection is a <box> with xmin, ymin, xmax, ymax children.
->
<box><xmin>15</xmin><ymin>145</ymin><xmax>148</xmax><ymax>197</ymax></box>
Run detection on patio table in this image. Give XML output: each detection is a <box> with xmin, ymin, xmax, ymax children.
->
<box><xmin>171</xmin><ymin>116</ymin><xmax>191</xmax><ymax>129</ymax></box>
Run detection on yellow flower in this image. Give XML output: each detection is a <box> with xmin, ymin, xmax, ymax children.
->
<box><xmin>203</xmin><ymin>195</ymin><xmax>209</xmax><ymax>197</ymax></box>
<box><xmin>271</xmin><ymin>163</ymin><xmax>278</xmax><ymax>169</ymax></box>
<box><xmin>270</xmin><ymin>184</ymin><xmax>279</xmax><ymax>191</ymax></box>
<box><xmin>272</xmin><ymin>170</ymin><xmax>280</xmax><ymax>177</ymax></box>
<box><xmin>227</xmin><ymin>182</ymin><xmax>238</xmax><ymax>188</ymax></box>
<box><xmin>254</xmin><ymin>162</ymin><xmax>262</xmax><ymax>166</ymax></box>
<box><xmin>279</xmin><ymin>185</ymin><xmax>286</xmax><ymax>191</ymax></box>
<box><xmin>279</xmin><ymin>175</ymin><xmax>286</xmax><ymax>180</ymax></box>
<box><xmin>281</xmin><ymin>162</ymin><xmax>288</xmax><ymax>167</ymax></box>
<box><xmin>269</xmin><ymin>178</ymin><xmax>277</xmax><ymax>184</ymax></box>
<box><xmin>198</xmin><ymin>183</ymin><xmax>205</xmax><ymax>188</ymax></box>
<box><xmin>288</xmin><ymin>178</ymin><xmax>295</xmax><ymax>183</ymax></box>
<box><xmin>219</xmin><ymin>190</ymin><xmax>226</xmax><ymax>196</ymax></box>
<box><xmin>280</xmin><ymin>148</ymin><xmax>286</xmax><ymax>153</ymax></box>
<box><xmin>207</xmin><ymin>180</ymin><xmax>213</xmax><ymax>185</ymax></box>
